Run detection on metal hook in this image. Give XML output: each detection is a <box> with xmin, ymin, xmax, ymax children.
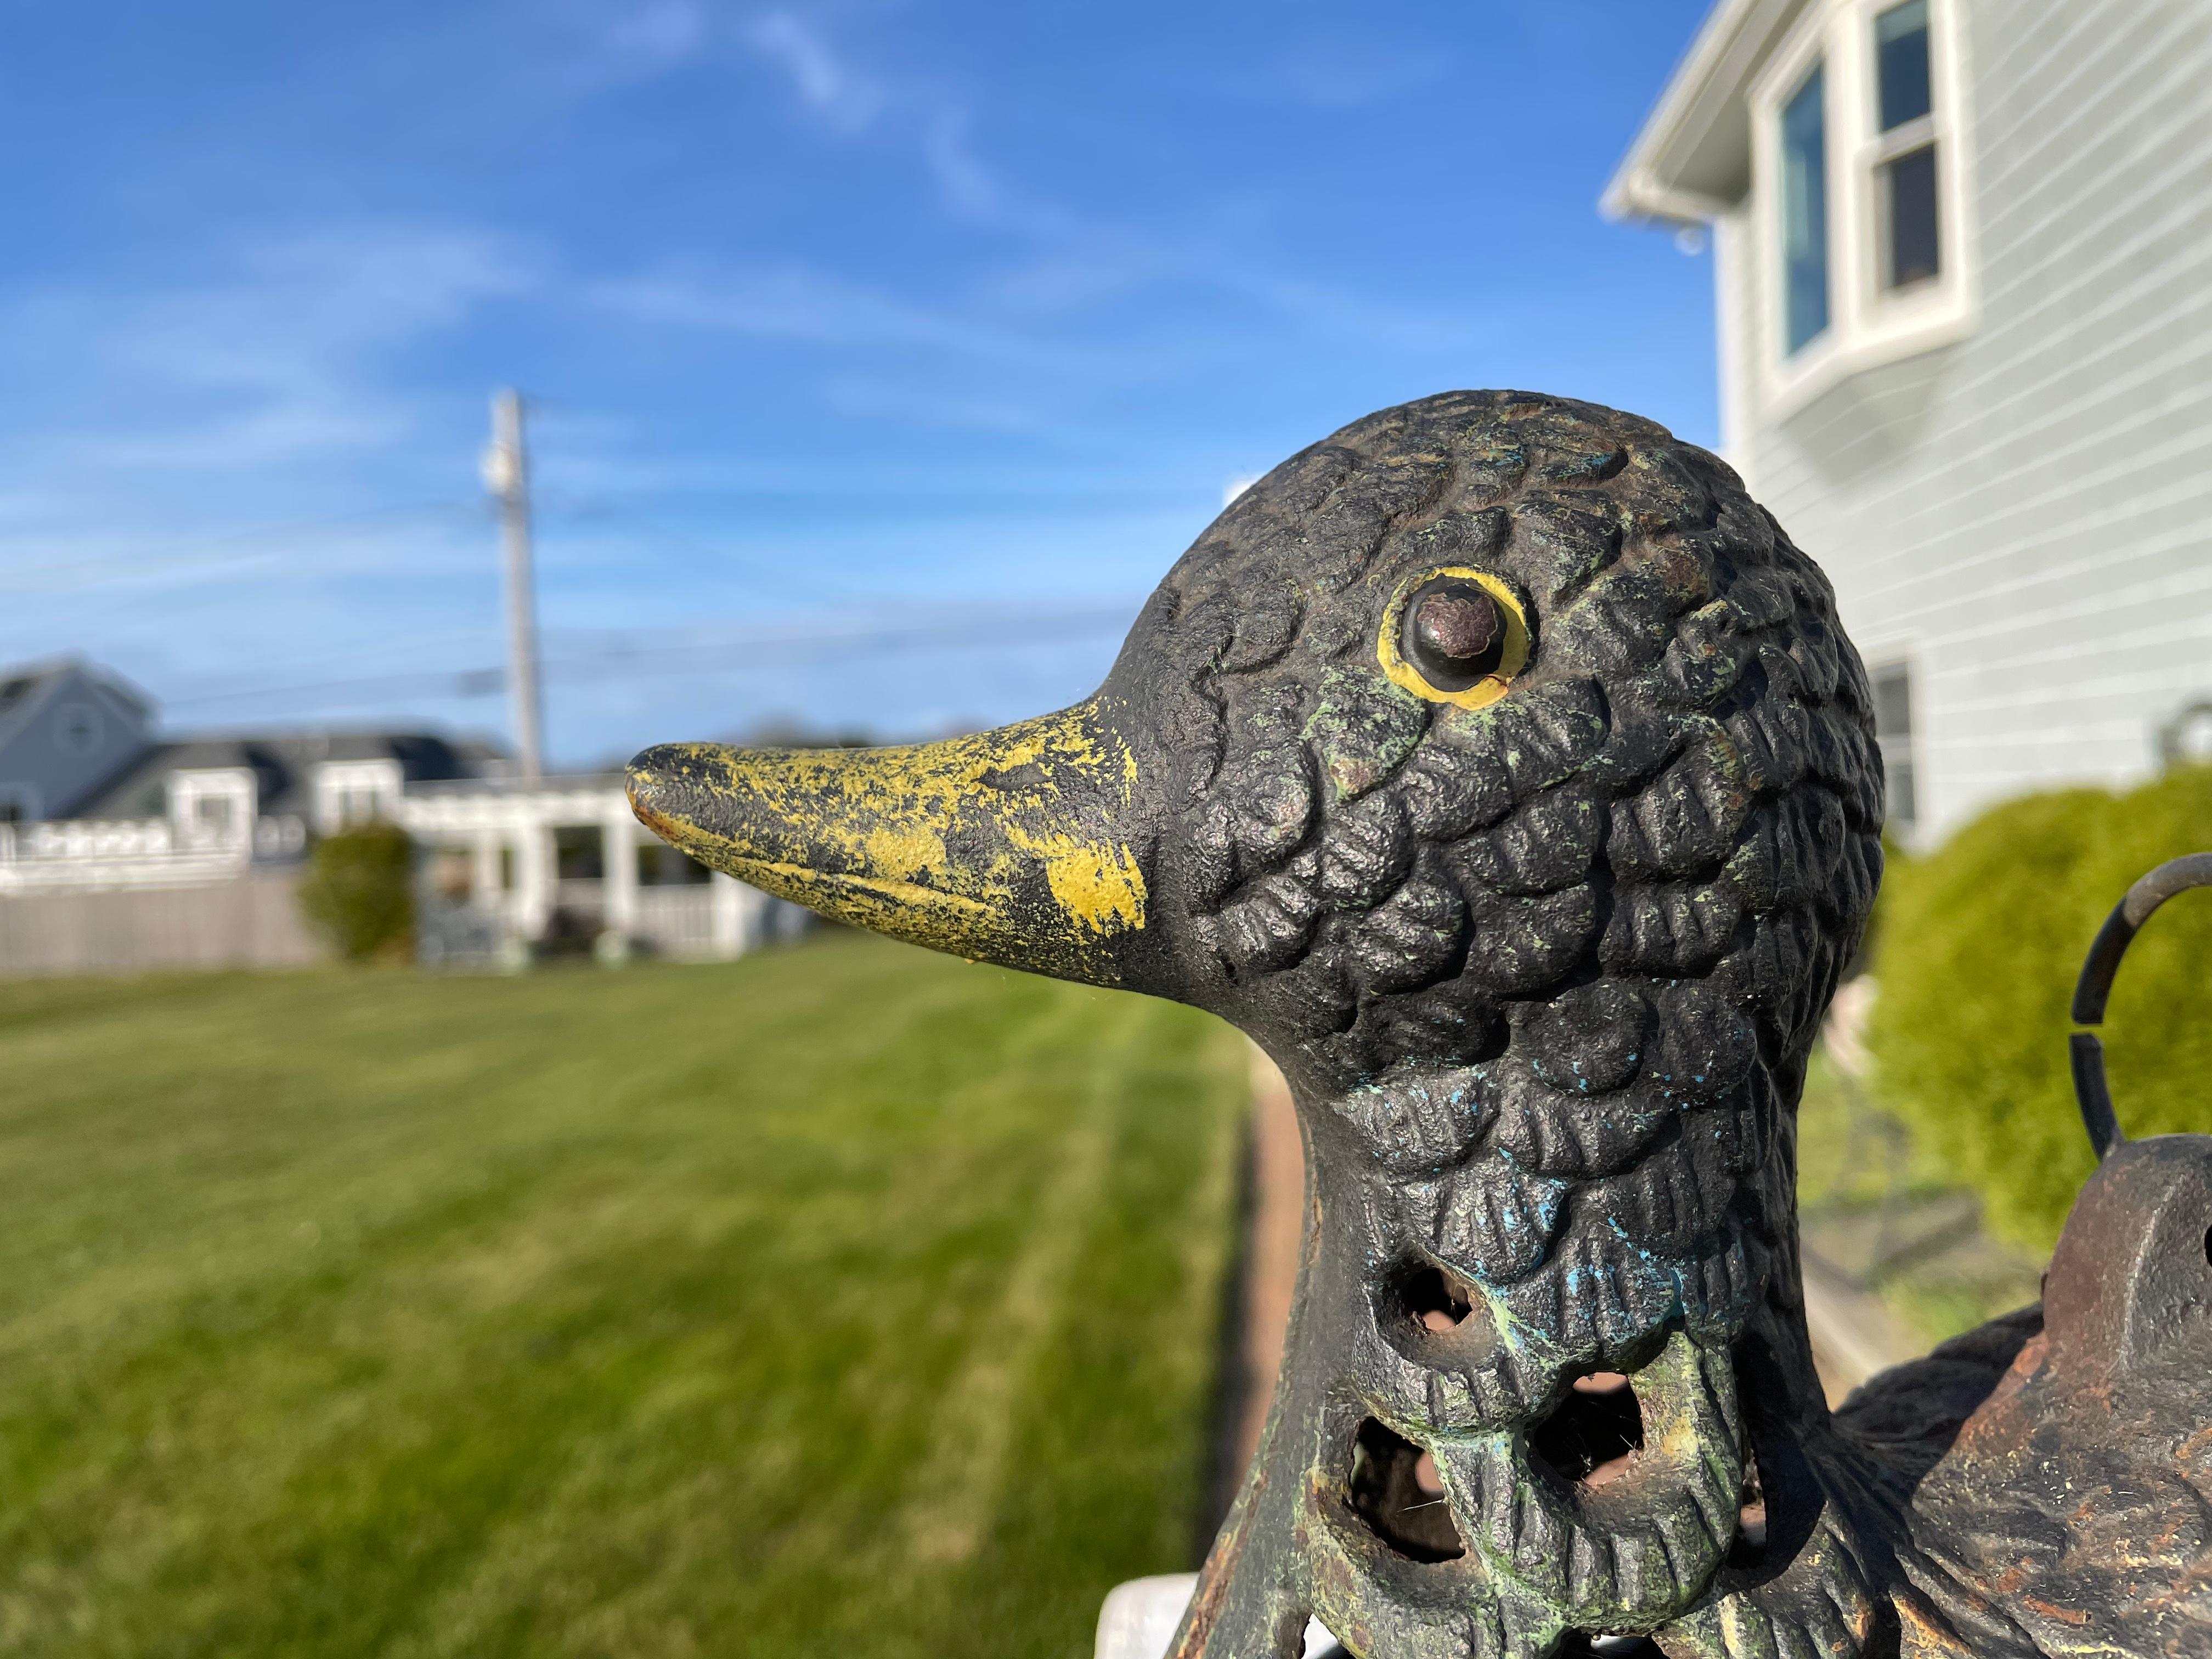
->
<box><xmin>2069</xmin><ymin>852</ymin><xmax>2212</xmax><ymax>1160</ymax></box>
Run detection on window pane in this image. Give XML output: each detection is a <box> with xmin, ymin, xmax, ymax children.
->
<box><xmin>1781</xmin><ymin>64</ymin><xmax>1830</xmax><ymax>354</ymax></box>
<box><xmin>1877</xmin><ymin>1</ymin><xmax>1933</xmax><ymax>131</ymax></box>
<box><xmin>1887</xmin><ymin>758</ymin><xmax>1917</xmax><ymax>830</ymax></box>
<box><xmin>555</xmin><ymin>825</ymin><xmax>605</xmax><ymax>879</ymax></box>
<box><xmin>1872</xmin><ymin>665</ymin><xmax>1916</xmax><ymax>828</ymax></box>
<box><xmin>1884</xmin><ymin>144</ymin><xmax>1941</xmax><ymax>287</ymax></box>
<box><xmin>1872</xmin><ymin>664</ymin><xmax>1912</xmax><ymax>741</ymax></box>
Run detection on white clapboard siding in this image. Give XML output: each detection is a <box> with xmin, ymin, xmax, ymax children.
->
<box><xmin>1716</xmin><ymin>0</ymin><xmax>2212</xmax><ymax>846</ymax></box>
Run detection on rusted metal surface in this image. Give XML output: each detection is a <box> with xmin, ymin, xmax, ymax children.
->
<box><xmin>1407</xmin><ymin>582</ymin><xmax>1506</xmax><ymax>688</ymax></box>
<box><xmin>1897</xmin><ymin>1139</ymin><xmax>2212</xmax><ymax>1656</ymax></box>
<box><xmin>628</xmin><ymin>392</ymin><xmax>2212</xmax><ymax>1657</ymax></box>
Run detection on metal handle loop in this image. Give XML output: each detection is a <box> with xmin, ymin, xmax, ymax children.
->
<box><xmin>2069</xmin><ymin>851</ymin><xmax>2212</xmax><ymax>1159</ymax></box>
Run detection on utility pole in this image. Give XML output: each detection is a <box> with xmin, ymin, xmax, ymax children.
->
<box><xmin>482</xmin><ymin>388</ymin><xmax>545</xmax><ymax>783</ymax></box>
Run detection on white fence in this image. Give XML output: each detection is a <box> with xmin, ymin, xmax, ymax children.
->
<box><xmin>637</xmin><ymin>885</ymin><xmax>718</xmax><ymax>959</ymax></box>
<box><xmin>633</xmin><ymin>880</ymin><xmax>805</xmax><ymax>961</ymax></box>
<box><xmin>0</xmin><ymin>815</ymin><xmax>307</xmax><ymax>894</ymax></box>
<box><xmin>0</xmin><ymin>782</ymin><xmax>806</xmax><ymax>975</ymax></box>
<box><xmin>0</xmin><ymin>869</ymin><xmax>321</xmax><ymax>977</ymax></box>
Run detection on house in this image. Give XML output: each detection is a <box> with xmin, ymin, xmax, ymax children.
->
<box><xmin>1606</xmin><ymin>1</ymin><xmax>2212</xmax><ymax>845</ymax></box>
<box><xmin>0</xmin><ymin>658</ymin><xmax>159</xmax><ymax>824</ymax></box>
<box><xmin>1</xmin><ymin>715</ymin><xmax>497</xmax><ymax>894</ymax></box>
<box><xmin>75</xmin><ymin>730</ymin><xmax>493</xmax><ymax>864</ymax></box>
<box><xmin>0</xmin><ymin>659</ymin><xmax>802</xmax><ymax>970</ymax></box>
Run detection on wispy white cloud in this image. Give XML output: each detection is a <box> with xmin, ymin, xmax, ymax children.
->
<box><xmin>740</xmin><ymin>8</ymin><xmax>1001</xmax><ymax>217</ymax></box>
<box><xmin>585</xmin><ymin>262</ymin><xmax>1161</xmax><ymax>381</ymax></box>
<box><xmin>0</xmin><ymin>218</ymin><xmax>534</xmax><ymax>682</ymax></box>
<box><xmin>3</xmin><ymin>222</ymin><xmax>532</xmax><ymax>477</ymax></box>
<box><xmin>537</xmin><ymin>0</ymin><xmax>716</xmax><ymax>95</ymax></box>
<box><xmin>598</xmin><ymin>0</ymin><xmax>713</xmax><ymax>69</ymax></box>
<box><xmin>743</xmin><ymin>9</ymin><xmax>879</xmax><ymax>129</ymax></box>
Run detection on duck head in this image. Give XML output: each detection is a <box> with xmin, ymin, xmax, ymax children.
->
<box><xmin>628</xmin><ymin>391</ymin><xmax>1884</xmax><ymax>1656</ymax></box>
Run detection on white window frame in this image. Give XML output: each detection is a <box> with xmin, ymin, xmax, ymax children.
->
<box><xmin>1749</xmin><ymin>0</ymin><xmax>1976</xmax><ymax>421</ymax></box>
<box><xmin>314</xmin><ymin>759</ymin><xmax>405</xmax><ymax>833</ymax></box>
<box><xmin>168</xmin><ymin>768</ymin><xmax>258</xmax><ymax>849</ymax></box>
<box><xmin>1865</xmin><ymin>652</ymin><xmax>1922</xmax><ymax>843</ymax></box>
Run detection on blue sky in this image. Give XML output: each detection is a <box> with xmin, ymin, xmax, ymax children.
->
<box><xmin>2</xmin><ymin>1</ymin><xmax>1712</xmax><ymax>766</ymax></box>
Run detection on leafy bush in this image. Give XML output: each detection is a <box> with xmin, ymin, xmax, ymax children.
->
<box><xmin>1867</xmin><ymin>767</ymin><xmax>2212</xmax><ymax>1252</ymax></box>
<box><xmin>298</xmin><ymin>820</ymin><xmax>416</xmax><ymax>963</ymax></box>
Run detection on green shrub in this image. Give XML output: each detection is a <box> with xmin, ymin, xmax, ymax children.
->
<box><xmin>298</xmin><ymin>820</ymin><xmax>416</xmax><ymax>963</ymax></box>
<box><xmin>1867</xmin><ymin>767</ymin><xmax>2212</xmax><ymax>1252</ymax></box>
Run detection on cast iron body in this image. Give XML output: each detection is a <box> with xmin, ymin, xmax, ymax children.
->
<box><xmin>627</xmin><ymin>393</ymin><xmax>2212</xmax><ymax>1658</ymax></box>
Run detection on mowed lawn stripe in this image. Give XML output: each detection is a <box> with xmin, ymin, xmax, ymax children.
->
<box><xmin>897</xmin><ymin>993</ymin><xmax>1143</xmax><ymax>1570</ymax></box>
<box><xmin>0</xmin><ymin>934</ymin><xmax>1244</xmax><ymax>1659</ymax></box>
<box><xmin>925</xmin><ymin>998</ymin><xmax>1249</xmax><ymax>1659</ymax></box>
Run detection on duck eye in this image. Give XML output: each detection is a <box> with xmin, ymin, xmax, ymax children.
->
<box><xmin>1405</xmin><ymin>579</ymin><xmax>1505</xmax><ymax>690</ymax></box>
<box><xmin>1380</xmin><ymin>566</ymin><xmax>1530</xmax><ymax>709</ymax></box>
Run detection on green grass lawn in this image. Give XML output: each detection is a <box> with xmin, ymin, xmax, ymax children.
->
<box><xmin>0</xmin><ymin>934</ymin><xmax>1247</xmax><ymax>1658</ymax></box>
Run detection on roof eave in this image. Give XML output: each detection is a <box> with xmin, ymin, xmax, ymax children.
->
<box><xmin>1599</xmin><ymin>168</ymin><xmax>1737</xmax><ymax>228</ymax></box>
<box><xmin>1602</xmin><ymin>0</ymin><xmax>1809</xmax><ymax>224</ymax></box>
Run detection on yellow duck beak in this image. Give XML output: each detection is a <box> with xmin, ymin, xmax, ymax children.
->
<box><xmin>625</xmin><ymin>698</ymin><xmax>1154</xmax><ymax>987</ymax></box>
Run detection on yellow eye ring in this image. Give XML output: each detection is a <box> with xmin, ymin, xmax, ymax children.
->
<box><xmin>1377</xmin><ymin>566</ymin><xmax>1530</xmax><ymax>709</ymax></box>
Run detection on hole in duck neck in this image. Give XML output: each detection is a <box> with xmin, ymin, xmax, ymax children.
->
<box><xmin>1731</xmin><ymin>1448</ymin><xmax>1769</xmax><ymax>1567</ymax></box>
<box><xmin>1347</xmin><ymin>1418</ymin><xmax>1465</xmax><ymax>1563</ymax></box>
<box><xmin>1401</xmin><ymin>1262</ymin><xmax>1474</xmax><ymax>1333</ymax></box>
<box><xmin>1531</xmin><ymin>1369</ymin><xmax>1644</xmax><ymax>1489</ymax></box>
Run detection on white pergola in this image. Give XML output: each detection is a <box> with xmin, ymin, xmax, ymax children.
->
<box><xmin>396</xmin><ymin>776</ymin><xmax>777</xmax><ymax>959</ymax></box>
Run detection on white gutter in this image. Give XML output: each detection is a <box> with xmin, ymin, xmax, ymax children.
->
<box><xmin>1602</xmin><ymin>0</ymin><xmax>1806</xmax><ymax>224</ymax></box>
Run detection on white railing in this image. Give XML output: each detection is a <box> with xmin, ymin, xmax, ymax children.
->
<box><xmin>0</xmin><ymin>817</ymin><xmax>266</xmax><ymax>894</ymax></box>
<box><xmin>0</xmin><ymin>777</ymin><xmax>806</xmax><ymax>963</ymax></box>
<box><xmin>0</xmin><ymin>809</ymin><xmax>307</xmax><ymax>889</ymax></box>
<box><xmin>636</xmin><ymin>885</ymin><xmax>719</xmax><ymax>958</ymax></box>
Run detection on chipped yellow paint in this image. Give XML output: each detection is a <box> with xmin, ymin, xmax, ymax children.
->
<box><xmin>1006</xmin><ymin>828</ymin><xmax>1148</xmax><ymax>935</ymax></box>
<box><xmin>1376</xmin><ymin>565</ymin><xmax>1531</xmax><ymax>710</ymax></box>
<box><xmin>628</xmin><ymin>698</ymin><xmax>1146</xmax><ymax>981</ymax></box>
<box><xmin>860</xmin><ymin>821</ymin><xmax>950</xmax><ymax>888</ymax></box>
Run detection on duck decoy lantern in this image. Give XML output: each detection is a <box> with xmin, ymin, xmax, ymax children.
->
<box><xmin>628</xmin><ymin>393</ymin><xmax>2212</xmax><ymax>1658</ymax></box>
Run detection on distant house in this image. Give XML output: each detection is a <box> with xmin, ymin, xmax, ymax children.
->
<box><xmin>0</xmin><ymin>658</ymin><xmax>801</xmax><ymax>972</ymax></box>
<box><xmin>0</xmin><ymin>658</ymin><xmax>159</xmax><ymax>824</ymax></box>
<box><xmin>1607</xmin><ymin>1</ymin><xmax>2212</xmax><ymax>845</ymax></box>
<box><xmin>73</xmin><ymin>730</ymin><xmax>491</xmax><ymax>863</ymax></box>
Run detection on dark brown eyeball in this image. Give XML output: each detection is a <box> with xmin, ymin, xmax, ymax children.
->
<box><xmin>1403</xmin><ymin>577</ymin><xmax>1506</xmax><ymax>691</ymax></box>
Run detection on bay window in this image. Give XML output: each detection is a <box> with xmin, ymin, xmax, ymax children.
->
<box><xmin>1752</xmin><ymin>0</ymin><xmax>1973</xmax><ymax>410</ymax></box>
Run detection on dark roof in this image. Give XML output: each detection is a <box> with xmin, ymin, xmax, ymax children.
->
<box><xmin>0</xmin><ymin>670</ymin><xmax>49</xmax><ymax>724</ymax></box>
<box><xmin>0</xmin><ymin>656</ymin><xmax>155</xmax><ymax>753</ymax></box>
<box><xmin>74</xmin><ymin>729</ymin><xmax>495</xmax><ymax>821</ymax></box>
